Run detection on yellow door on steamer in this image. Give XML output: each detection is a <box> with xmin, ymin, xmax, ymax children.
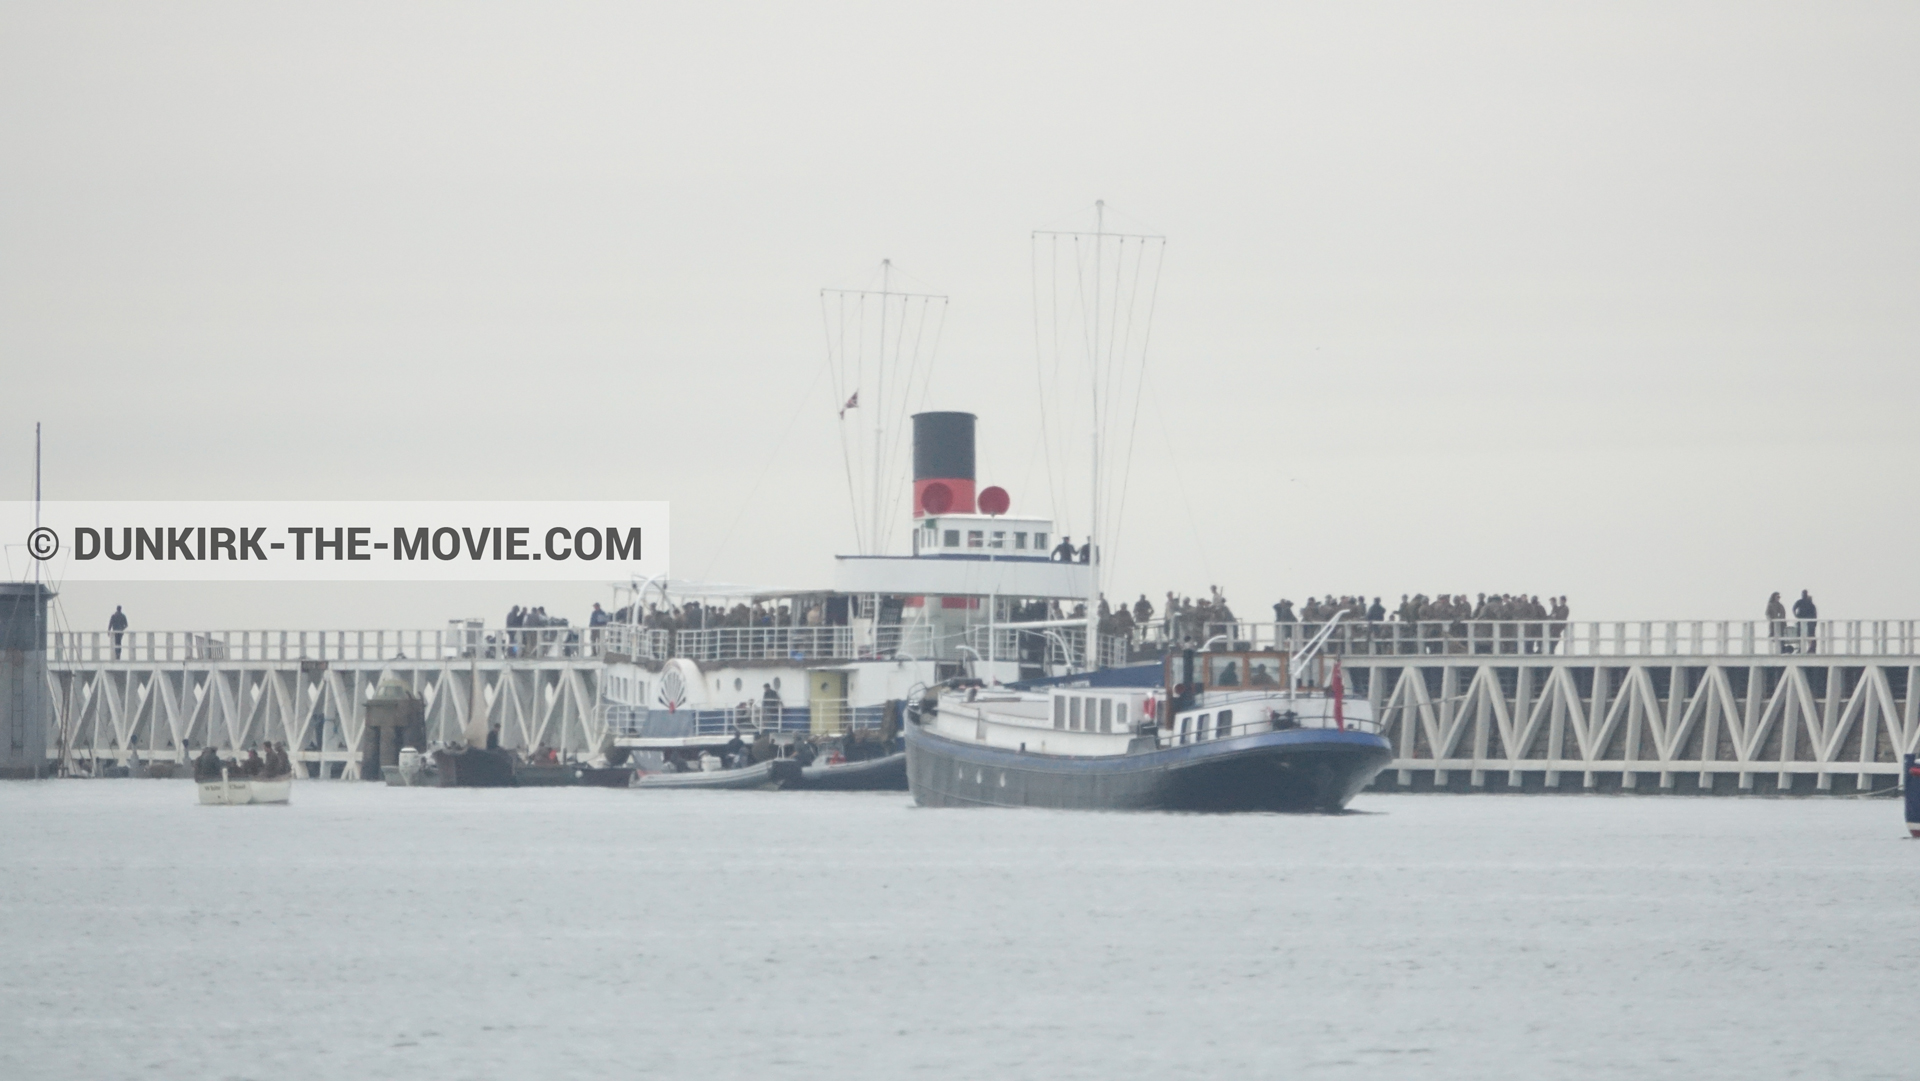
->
<box><xmin>809</xmin><ymin>671</ymin><xmax>848</xmax><ymax>736</ymax></box>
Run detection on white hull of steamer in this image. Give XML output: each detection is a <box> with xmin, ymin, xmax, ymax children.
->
<box><xmin>907</xmin><ymin>648</ymin><xmax>1392</xmax><ymax>812</ymax></box>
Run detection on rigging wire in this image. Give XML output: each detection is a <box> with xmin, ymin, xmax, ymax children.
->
<box><xmin>1100</xmin><ymin>238</ymin><xmax>1152</xmax><ymax>544</ymax></box>
<box><xmin>823</xmin><ymin>290</ymin><xmax>864</xmax><ymax>553</ymax></box>
<box><xmin>1100</xmin><ymin>238</ymin><xmax>1166</xmax><ymax>584</ymax></box>
<box><xmin>822</xmin><ymin>264</ymin><xmax>949</xmax><ymax>556</ymax></box>
<box><xmin>1144</xmin><ymin>364</ymin><xmax>1214</xmax><ymax>585</ymax></box>
<box><xmin>854</xmin><ymin>291</ymin><xmax>869</xmax><ymax>547</ymax></box>
<box><xmin>1026</xmin><ymin>204</ymin><xmax>1167</xmax><ymax>597</ymax></box>
<box><xmin>1030</xmin><ymin>237</ymin><xmax>1062</xmax><ymax>536</ymax></box>
<box><xmin>914</xmin><ymin>298</ymin><xmax>948</xmax><ymax>416</ymax></box>
<box><xmin>876</xmin><ymin>294</ymin><xmax>944</xmax><ymax>554</ymax></box>
<box><xmin>1070</xmin><ymin>234</ymin><xmax>1097</xmax><ymax>538</ymax></box>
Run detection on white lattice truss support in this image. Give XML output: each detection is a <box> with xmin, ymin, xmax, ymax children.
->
<box><xmin>46</xmin><ymin>658</ymin><xmax>602</xmax><ymax>779</ymax></box>
<box><xmin>1362</xmin><ymin>656</ymin><xmax>1920</xmax><ymax>791</ymax></box>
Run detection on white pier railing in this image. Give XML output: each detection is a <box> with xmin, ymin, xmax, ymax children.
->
<box><xmin>1161</xmin><ymin>619</ymin><xmax>1920</xmax><ymax>659</ymax></box>
<box><xmin>50</xmin><ymin>624</ymin><xmax>1135</xmax><ymax>669</ymax></box>
<box><xmin>48</xmin><ymin>627</ymin><xmax>627</xmax><ymax>664</ymax></box>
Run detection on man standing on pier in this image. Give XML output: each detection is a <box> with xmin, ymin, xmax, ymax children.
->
<box><xmin>1792</xmin><ymin>590</ymin><xmax>1819</xmax><ymax>654</ymax></box>
<box><xmin>588</xmin><ymin>602</ymin><xmax>609</xmax><ymax>653</ymax></box>
<box><xmin>108</xmin><ymin>606</ymin><xmax>127</xmax><ymax>659</ymax></box>
<box><xmin>1766</xmin><ymin>592</ymin><xmax>1789</xmax><ymax>653</ymax></box>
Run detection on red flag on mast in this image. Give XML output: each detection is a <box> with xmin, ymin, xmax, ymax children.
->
<box><xmin>1331</xmin><ymin>661</ymin><xmax>1345</xmax><ymax>732</ymax></box>
<box><xmin>839</xmin><ymin>391</ymin><xmax>859</xmax><ymax>419</ymax></box>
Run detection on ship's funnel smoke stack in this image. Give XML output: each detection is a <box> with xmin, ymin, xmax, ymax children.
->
<box><xmin>912</xmin><ymin>412</ymin><xmax>975</xmax><ymax>517</ymax></box>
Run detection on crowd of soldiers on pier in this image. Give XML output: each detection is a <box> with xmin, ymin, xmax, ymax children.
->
<box><xmin>1093</xmin><ymin>587</ymin><xmax>1574</xmax><ymax>655</ymax></box>
<box><xmin>488</xmin><ymin>584</ymin><xmax>1572</xmax><ymax>660</ymax></box>
<box><xmin>614</xmin><ymin>599</ymin><xmax>835</xmax><ymax>630</ymax></box>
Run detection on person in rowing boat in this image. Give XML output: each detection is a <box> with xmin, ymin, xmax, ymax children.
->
<box><xmin>193</xmin><ymin>746</ymin><xmax>223</xmax><ymax>781</ymax></box>
<box><xmin>723</xmin><ymin>732</ymin><xmax>747</xmax><ymax>768</ymax></box>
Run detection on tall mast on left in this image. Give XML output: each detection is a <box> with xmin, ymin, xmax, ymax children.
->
<box><xmin>33</xmin><ymin>422</ymin><xmax>41</xmax><ymax>590</ymax></box>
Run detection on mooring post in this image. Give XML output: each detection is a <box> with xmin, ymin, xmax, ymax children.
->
<box><xmin>1905</xmin><ymin>754</ymin><xmax>1919</xmax><ymax>839</ymax></box>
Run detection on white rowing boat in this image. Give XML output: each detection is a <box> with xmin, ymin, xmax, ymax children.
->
<box><xmin>196</xmin><ymin>771</ymin><xmax>292</xmax><ymax>805</ymax></box>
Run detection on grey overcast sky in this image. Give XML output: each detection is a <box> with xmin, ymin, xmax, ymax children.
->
<box><xmin>3</xmin><ymin>2</ymin><xmax>1916</xmax><ymax>632</ymax></box>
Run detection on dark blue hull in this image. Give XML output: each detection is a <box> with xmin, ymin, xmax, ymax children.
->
<box><xmin>906</xmin><ymin>722</ymin><xmax>1392</xmax><ymax>812</ymax></box>
<box><xmin>793</xmin><ymin>751</ymin><xmax>909</xmax><ymax>791</ymax></box>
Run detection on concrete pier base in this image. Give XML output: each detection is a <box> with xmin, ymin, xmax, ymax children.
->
<box><xmin>0</xmin><ymin>583</ymin><xmax>53</xmax><ymax>779</ymax></box>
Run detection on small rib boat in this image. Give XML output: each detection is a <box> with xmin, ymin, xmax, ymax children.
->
<box><xmin>631</xmin><ymin>758</ymin><xmax>801</xmax><ymax>790</ymax></box>
<box><xmin>793</xmin><ymin>750</ymin><xmax>908</xmax><ymax>791</ymax></box>
<box><xmin>575</xmin><ymin>765</ymin><xmax>637</xmax><ymax>788</ymax></box>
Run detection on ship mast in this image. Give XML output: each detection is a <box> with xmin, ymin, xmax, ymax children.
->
<box><xmin>1031</xmin><ymin>201</ymin><xmax>1166</xmax><ymax>673</ymax></box>
<box><xmin>34</xmin><ymin>422</ymin><xmax>42</xmax><ymax>591</ymax></box>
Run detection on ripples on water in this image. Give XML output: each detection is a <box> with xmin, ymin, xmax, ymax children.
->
<box><xmin>0</xmin><ymin>783</ymin><xmax>1912</xmax><ymax>1080</ymax></box>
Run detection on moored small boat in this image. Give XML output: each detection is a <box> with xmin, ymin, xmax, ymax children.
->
<box><xmin>512</xmin><ymin>763</ymin><xmax>580</xmax><ymax>787</ymax></box>
<box><xmin>793</xmin><ymin>750</ymin><xmax>908</xmax><ymax>791</ymax></box>
<box><xmin>432</xmin><ymin>746</ymin><xmax>516</xmax><ymax>787</ymax></box>
<box><xmin>197</xmin><ymin>772</ymin><xmax>292</xmax><ymax>805</ymax></box>
<box><xmin>631</xmin><ymin>757</ymin><xmax>802</xmax><ymax>790</ymax></box>
<box><xmin>575</xmin><ymin>765</ymin><xmax>637</xmax><ymax>788</ymax></box>
<box><xmin>908</xmin><ymin>630</ymin><xmax>1391</xmax><ymax>813</ymax></box>
<box><xmin>1906</xmin><ymin>754</ymin><xmax>1920</xmax><ymax>838</ymax></box>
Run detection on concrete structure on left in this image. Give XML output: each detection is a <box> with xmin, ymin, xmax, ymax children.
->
<box><xmin>0</xmin><ymin>583</ymin><xmax>53</xmax><ymax>778</ymax></box>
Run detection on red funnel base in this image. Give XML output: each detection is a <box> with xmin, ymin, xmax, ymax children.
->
<box><xmin>915</xmin><ymin>478</ymin><xmax>974</xmax><ymax>516</ymax></box>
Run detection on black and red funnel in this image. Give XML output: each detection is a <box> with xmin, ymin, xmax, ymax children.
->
<box><xmin>912</xmin><ymin>411</ymin><xmax>975</xmax><ymax>516</ymax></box>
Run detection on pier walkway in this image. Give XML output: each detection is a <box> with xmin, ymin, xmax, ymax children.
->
<box><xmin>1190</xmin><ymin>618</ymin><xmax>1920</xmax><ymax>794</ymax></box>
<box><xmin>43</xmin><ymin>619</ymin><xmax>1920</xmax><ymax>793</ymax></box>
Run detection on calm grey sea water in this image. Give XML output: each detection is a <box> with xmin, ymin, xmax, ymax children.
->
<box><xmin>0</xmin><ymin>782</ymin><xmax>1913</xmax><ymax>1080</ymax></box>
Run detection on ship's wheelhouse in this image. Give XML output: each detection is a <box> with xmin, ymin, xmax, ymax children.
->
<box><xmin>912</xmin><ymin>514</ymin><xmax>1054</xmax><ymax>557</ymax></box>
